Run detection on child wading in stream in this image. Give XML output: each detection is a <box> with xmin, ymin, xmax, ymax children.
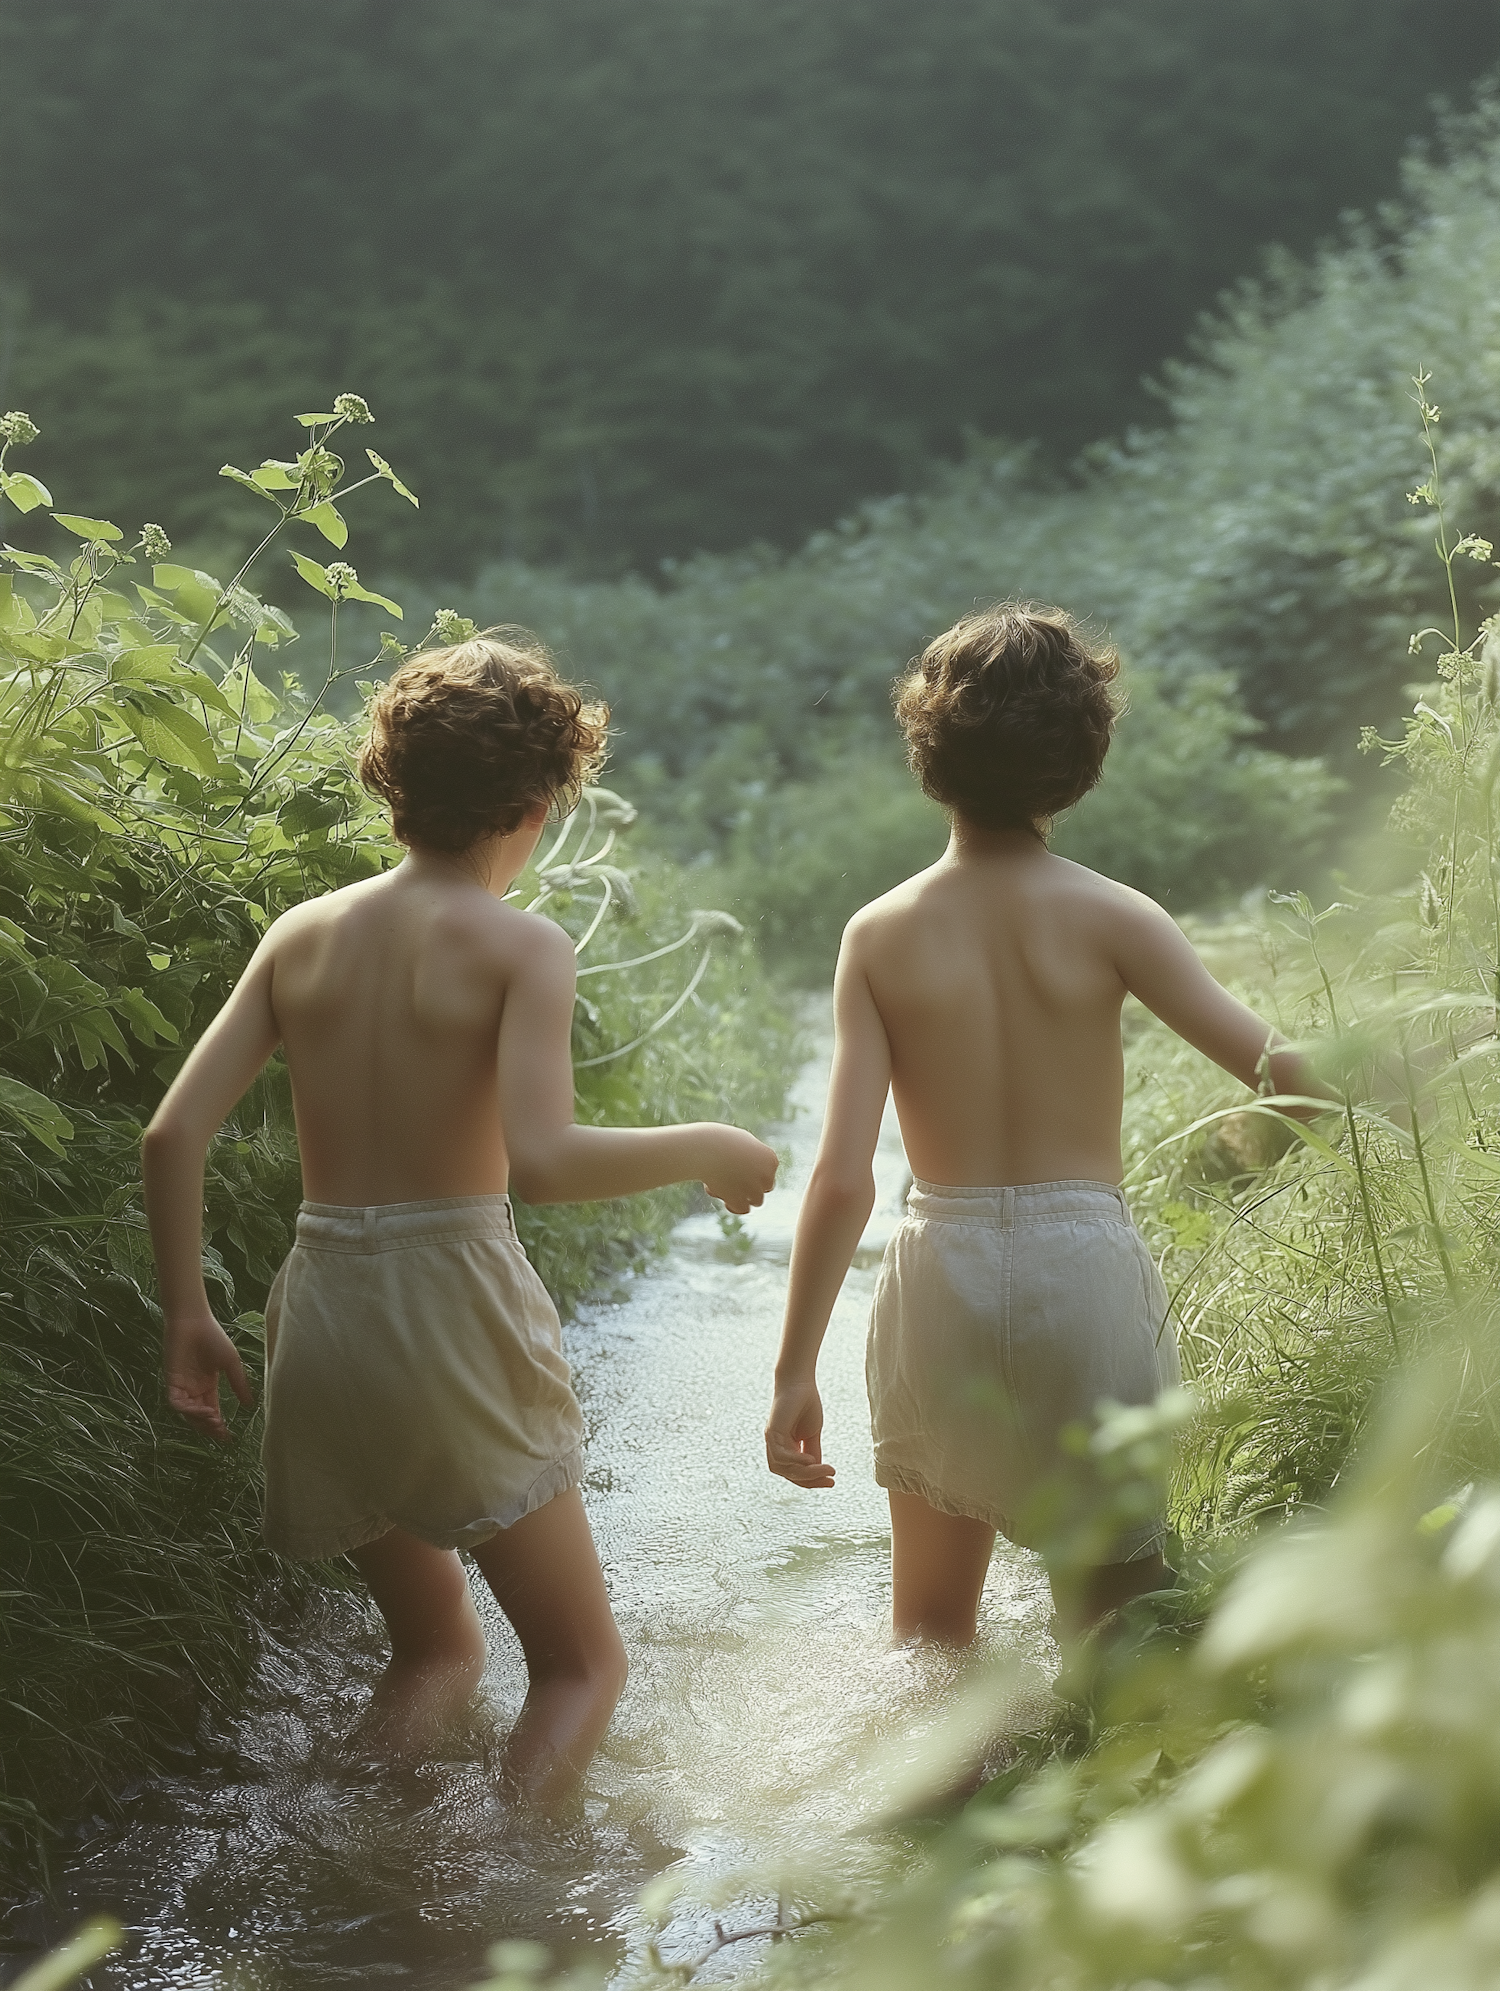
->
<box><xmin>144</xmin><ymin>630</ymin><xmax>777</xmax><ymax>1804</ymax></box>
<box><xmin>765</xmin><ymin>604</ymin><xmax>1316</xmax><ymax>1643</ymax></box>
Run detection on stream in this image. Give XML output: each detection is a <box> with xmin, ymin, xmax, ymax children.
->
<box><xmin>5</xmin><ymin>1013</ymin><xmax>1055</xmax><ymax>1989</ymax></box>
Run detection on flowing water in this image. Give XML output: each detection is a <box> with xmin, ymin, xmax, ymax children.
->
<box><xmin>6</xmin><ymin>1014</ymin><xmax>1056</xmax><ymax>1989</ymax></box>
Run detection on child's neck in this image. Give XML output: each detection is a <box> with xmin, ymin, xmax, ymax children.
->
<box><xmin>947</xmin><ymin>815</ymin><xmax>1048</xmax><ymax>864</ymax></box>
<box><xmin>399</xmin><ymin>820</ymin><xmax>545</xmax><ymax>899</ymax></box>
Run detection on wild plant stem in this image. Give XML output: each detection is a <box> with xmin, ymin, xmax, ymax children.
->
<box><xmin>1401</xmin><ymin>1039</ymin><xmax>1461</xmax><ymax>1301</ymax></box>
<box><xmin>1308</xmin><ymin>928</ymin><xmax>1403</xmax><ymax>1353</ymax></box>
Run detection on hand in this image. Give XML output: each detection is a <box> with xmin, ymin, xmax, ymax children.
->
<box><xmin>765</xmin><ymin>1377</ymin><xmax>834</xmax><ymax>1488</ymax></box>
<box><xmin>701</xmin><ymin>1127</ymin><xmax>778</xmax><ymax>1215</ymax></box>
<box><xmin>164</xmin><ymin>1309</ymin><xmax>255</xmax><ymax>1443</ymax></box>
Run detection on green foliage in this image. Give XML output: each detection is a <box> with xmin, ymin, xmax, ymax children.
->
<box><xmin>5</xmin><ymin>1</ymin><xmax>1500</xmax><ymax>568</ymax></box>
<box><xmin>0</xmin><ymin>406</ymin><xmax>792</xmax><ymax>1882</ymax></box>
<box><xmin>738</xmin><ymin>1379</ymin><xmax>1500</xmax><ymax>1991</ymax></box>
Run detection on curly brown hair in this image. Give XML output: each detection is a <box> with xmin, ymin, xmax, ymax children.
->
<box><xmin>358</xmin><ymin>628</ymin><xmax>609</xmax><ymax>852</ymax></box>
<box><xmin>894</xmin><ymin>603</ymin><xmax>1120</xmax><ymax>833</ymax></box>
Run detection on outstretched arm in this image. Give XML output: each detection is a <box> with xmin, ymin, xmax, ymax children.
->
<box><xmin>1113</xmin><ymin>893</ymin><xmax>1323</xmax><ymax>1104</ymax></box>
<box><xmin>766</xmin><ymin>927</ymin><xmax>892</xmax><ymax>1489</ymax></box>
<box><xmin>143</xmin><ymin>937</ymin><xmax>282</xmax><ymax>1439</ymax></box>
<box><xmin>499</xmin><ymin>918</ymin><xmax>777</xmax><ymax>1211</ymax></box>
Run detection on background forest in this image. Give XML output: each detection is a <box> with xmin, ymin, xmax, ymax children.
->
<box><xmin>7</xmin><ymin>0</ymin><xmax>1500</xmax><ymax>980</ymax></box>
<box><xmin>10</xmin><ymin>4</ymin><xmax>1500</xmax><ymax>1986</ymax></box>
<box><xmin>3</xmin><ymin>0</ymin><xmax>1500</xmax><ymax>572</ymax></box>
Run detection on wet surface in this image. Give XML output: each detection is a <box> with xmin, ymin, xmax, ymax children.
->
<box><xmin>4</xmin><ymin>1011</ymin><xmax>1055</xmax><ymax>1988</ymax></box>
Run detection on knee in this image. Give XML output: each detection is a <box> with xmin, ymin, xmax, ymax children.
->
<box><xmin>592</xmin><ymin>1628</ymin><xmax>629</xmax><ymax>1705</ymax></box>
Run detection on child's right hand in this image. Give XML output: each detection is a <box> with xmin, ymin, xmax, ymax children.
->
<box><xmin>164</xmin><ymin>1308</ymin><xmax>255</xmax><ymax>1444</ymax></box>
<box><xmin>700</xmin><ymin>1127</ymin><xmax>779</xmax><ymax>1215</ymax></box>
<box><xmin>765</xmin><ymin>1378</ymin><xmax>834</xmax><ymax>1488</ymax></box>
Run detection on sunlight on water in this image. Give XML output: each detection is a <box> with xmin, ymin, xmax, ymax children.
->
<box><xmin>10</xmin><ymin>1007</ymin><xmax>1056</xmax><ymax>1988</ymax></box>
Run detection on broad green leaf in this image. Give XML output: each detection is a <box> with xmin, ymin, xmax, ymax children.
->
<box><xmin>111</xmin><ymin>643</ymin><xmax>235</xmax><ymax>717</ymax></box>
<box><xmin>366</xmin><ymin>448</ymin><xmax>420</xmax><ymax>508</ymax></box>
<box><xmin>0</xmin><ymin>1073</ymin><xmax>73</xmax><ymax>1153</ymax></box>
<box><xmin>219</xmin><ymin>464</ymin><xmax>281</xmax><ymax>506</ymax></box>
<box><xmin>3</xmin><ymin>544</ymin><xmax>63</xmax><ymax>577</ymax></box>
<box><xmin>109</xmin><ymin>642</ymin><xmax>179</xmax><ymax>679</ymax></box>
<box><xmin>1</xmin><ymin>471</ymin><xmax>52</xmax><ymax>513</ymax></box>
<box><xmin>278</xmin><ymin>788</ymin><xmax>344</xmax><ymax>837</ymax></box>
<box><xmin>152</xmin><ymin>563</ymin><xmax>227</xmax><ymax>628</ymax></box>
<box><xmin>294</xmin><ymin>411</ymin><xmax>339</xmax><ymax>427</ymax></box>
<box><xmin>289</xmin><ymin>550</ymin><xmax>335</xmax><ymax>600</ymax></box>
<box><xmin>8</xmin><ymin>627</ymin><xmax>70</xmax><ymax>664</ymax></box>
<box><xmin>34</xmin><ymin>773</ymin><xmax>122</xmax><ymax>833</ymax></box>
<box><xmin>105</xmin><ymin>1218</ymin><xmax>156</xmax><ymax>1288</ymax></box>
<box><xmin>251</xmin><ymin>460</ymin><xmax>300</xmax><ymax>490</ymax></box>
<box><xmin>52</xmin><ymin>513</ymin><xmax>124</xmax><ymax>542</ymax></box>
<box><xmin>114</xmin><ymin>985</ymin><xmax>179</xmax><ymax>1046</ymax></box>
<box><xmin>254</xmin><ymin>604</ymin><xmax>298</xmax><ymax>648</ymax></box>
<box><xmin>345</xmin><ymin>579</ymin><xmax>403</xmax><ymax>617</ymax></box>
<box><xmin>298</xmin><ymin>500</ymin><xmax>348</xmax><ymax>547</ymax></box>
<box><xmin>219</xmin><ymin>660</ymin><xmax>279</xmax><ymax>722</ymax></box>
<box><xmin>117</xmin><ymin>688</ymin><xmax>220</xmax><ymax>776</ymax></box>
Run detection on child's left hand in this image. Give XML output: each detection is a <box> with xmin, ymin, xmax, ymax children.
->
<box><xmin>765</xmin><ymin>1379</ymin><xmax>834</xmax><ymax>1488</ymax></box>
<box><xmin>163</xmin><ymin>1309</ymin><xmax>255</xmax><ymax>1444</ymax></box>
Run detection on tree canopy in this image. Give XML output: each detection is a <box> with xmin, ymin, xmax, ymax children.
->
<box><xmin>4</xmin><ymin>0</ymin><xmax>1500</xmax><ymax>572</ymax></box>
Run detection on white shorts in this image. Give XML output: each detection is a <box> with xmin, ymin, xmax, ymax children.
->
<box><xmin>867</xmin><ymin>1178</ymin><xmax>1178</xmax><ymax>1562</ymax></box>
<box><xmin>261</xmin><ymin>1194</ymin><xmax>584</xmax><ymax>1559</ymax></box>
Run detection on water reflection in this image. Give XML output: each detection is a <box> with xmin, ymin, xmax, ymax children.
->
<box><xmin>7</xmin><ymin>1011</ymin><xmax>1054</xmax><ymax>1987</ymax></box>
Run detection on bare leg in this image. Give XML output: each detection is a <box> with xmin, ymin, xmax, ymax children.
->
<box><xmin>889</xmin><ymin>1489</ymin><xmax>996</xmax><ymax>1647</ymax></box>
<box><xmin>1049</xmin><ymin>1551</ymin><xmax>1170</xmax><ymax>1641</ymax></box>
<box><xmin>470</xmin><ymin>1487</ymin><xmax>627</xmax><ymax>1807</ymax></box>
<box><xmin>349</xmin><ymin>1528</ymin><xmax>489</xmax><ymax>1753</ymax></box>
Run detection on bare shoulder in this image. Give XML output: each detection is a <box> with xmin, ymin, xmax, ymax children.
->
<box><xmin>495</xmin><ymin>902</ymin><xmax>576</xmax><ymax>970</ymax></box>
<box><xmin>842</xmin><ymin>859</ymin><xmax>945</xmax><ymax>956</ymax></box>
<box><xmin>1043</xmin><ymin>854</ymin><xmax>1179</xmax><ymax>941</ymax></box>
<box><xmin>256</xmin><ymin>877</ymin><xmax>373</xmax><ymax>951</ymax></box>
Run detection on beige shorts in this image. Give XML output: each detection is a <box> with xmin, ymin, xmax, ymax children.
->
<box><xmin>261</xmin><ymin>1194</ymin><xmax>585</xmax><ymax>1560</ymax></box>
<box><xmin>867</xmin><ymin>1178</ymin><xmax>1178</xmax><ymax>1562</ymax></box>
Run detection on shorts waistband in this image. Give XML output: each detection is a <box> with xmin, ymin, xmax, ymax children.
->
<box><xmin>905</xmin><ymin>1177</ymin><xmax>1130</xmax><ymax>1226</ymax></box>
<box><xmin>294</xmin><ymin>1192</ymin><xmax>517</xmax><ymax>1253</ymax></box>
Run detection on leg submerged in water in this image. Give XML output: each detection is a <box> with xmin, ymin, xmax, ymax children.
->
<box><xmin>351</xmin><ymin>1491</ymin><xmax>626</xmax><ymax>1806</ymax></box>
<box><xmin>471</xmin><ymin>1487</ymin><xmax>628</xmax><ymax>1808</ymax></box>
<box><xmin>889</xmin><ymin>1489</ymin><xmax>996</xmax><ymax>1647</ymax></box>
<box><xmin>349</xmin><ymin>1528</ymin><xmax>489</xmax><ymax>1754</ymax></box>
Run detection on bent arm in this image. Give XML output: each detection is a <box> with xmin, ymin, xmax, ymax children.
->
<box><xmin>499</xmin><ymin>922</ymin><xmax>775</xmax><ymax>1211</ymax></box>
<box><xmin>765</xmin><ymin>931</ymin><xmax>890</xmax><ymax>1488</ymax></box>
<box><xmin>776</xmin><ymin>933</ymin><xmax>892</xmax><ymax>1383</ymax></box>
<box><xmin>143</xmin><ymin>936</ymin><xmax>282</xmax><ymax>1436</ymax></box>
<box><xmin>1114</xmin><ymin>894</ymin><xmax>1321</xmax><ymax>1103</ymax></box>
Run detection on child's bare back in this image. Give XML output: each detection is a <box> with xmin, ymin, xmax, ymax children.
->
<box><xmin>845</xmin><ymin>831</ymin><xmax>1288</xmax><ymax>1191</ymax></box>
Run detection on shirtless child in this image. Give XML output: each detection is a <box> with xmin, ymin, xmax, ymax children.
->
<box><xmin>765</xmin><ymin>605</ymin><xmax>1312</xmax><ymax>1643</ymax></box>
<box><xmin>144</xmin><ymin>631</ymin><xmax>777</xmax><ymax>1802</ymax></box>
